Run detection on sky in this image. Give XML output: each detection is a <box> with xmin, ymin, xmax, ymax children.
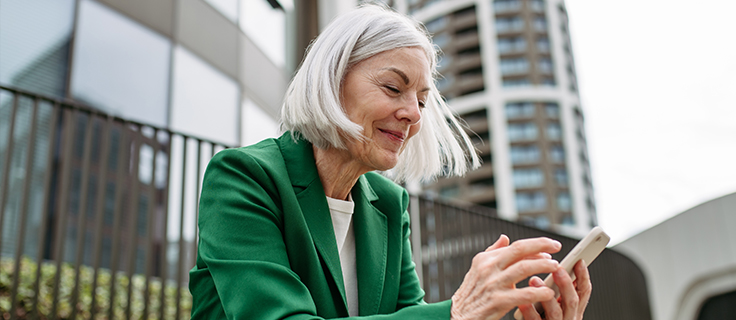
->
<box><xmin>563</xmin><ymin>0</ymin><xmax>736</xmax><ymax>245</ymax></box>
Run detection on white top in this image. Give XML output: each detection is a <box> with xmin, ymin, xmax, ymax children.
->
<box><xmin>326</xmin><ymin>195</ymin><xmax>359</xmax><ymax>316</ymax></box>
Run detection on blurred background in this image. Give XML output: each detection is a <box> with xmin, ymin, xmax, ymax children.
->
<box><xmin>0</xmin><ymin>0</ymin><xmax>733</xmax><ymax>319</ymax></box>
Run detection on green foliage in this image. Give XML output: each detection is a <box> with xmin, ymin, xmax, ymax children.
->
<box><xmin>0</xmin><ymin>256</ymin><xmax>192</xmax><ymax>319</ymax></box>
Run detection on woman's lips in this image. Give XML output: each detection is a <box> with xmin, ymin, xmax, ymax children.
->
<box><xmin>378</xmin><ymin>128</ymin><xmax>405</xmax><ymax>142</ymax></box>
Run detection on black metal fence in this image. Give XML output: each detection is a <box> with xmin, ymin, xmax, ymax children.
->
<box><xmin>413</xmin><ymin>196</ymin><xmax>652</xmax><ymax>319</ymax></box>
<box><xmin>1</xmin><ymin>85</ymin><xmax>651</xmax><ymax>319</ymax></box>
<box><xmin>0</xmin><ymin>85</ymin><xmax>227</xmax><ymax>319</ymax></box>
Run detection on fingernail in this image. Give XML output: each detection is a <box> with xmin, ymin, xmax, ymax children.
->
<box><xmin>531</xmin><ymin>277</ymin><xmax>545</xmax><ymax>287</ymax></box>
<box><xmin>541</xmin><ymin>252</ymin><xmax>552</xmax><ymax>259</ymax></box>
<box><xmin>553</xmin><ymin>240</ymin><xmax>562</xmax><ymax>249</ymax></box>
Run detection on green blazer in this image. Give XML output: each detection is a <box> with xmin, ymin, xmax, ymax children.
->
<box><xmin>189</xmin><ymin>132</ymin><xmax>451</xmax><ymax>319</ymax></box>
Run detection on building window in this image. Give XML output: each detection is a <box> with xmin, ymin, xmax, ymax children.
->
<box><xmin>513</xmin><ymin>168</ymin><xmax>544</xmax><ymax>188</ymax></box>
<box><xmin>0</xmin><ymin>0</ymin><xmax>76</xmax><ymax>97</ymax></box>
<box><xmin>493</xmin><ymin>0</ymin><xmax>522</xmax><ymax>13</ymax></box>
<box><xmin>550</xmin><ymin>145</ymin><xmax>564</xmax><ymax>162</ymax></box>
<box><xmin>541</xmin><ymin>77</ymin><xmax>556</xmax><ymax>86</ymax></box>
<box><xmin>538</xmin><ymin>57</ymin><xmax>553</xmax><ymax>73</ymax></box>
<box><xmin>536</xmin><ymin>37</ymin><xmax>550</xmax><ymax>53</ymax></box>
<box><xmin>561</xmin><ymin>214</ymin><xmax>575</xmax><ymax>226</ymax></box>
<box><xmin>205</xmin><ymin>0</ymin><xmax>238</xmax><ymax>22</ymax></box>
<box><xmin>469</xmin><ymin>177</ymin><xmax>494</xmax><ymax>194</ymax></box>
<box><xmin>507</xmin><ymin>122</ymin><xmax>538</xmax><ymax>141</ymax></box>
<box><xmin>506</xmin><ymin>102</ymin><xmax>535</xmax><ymax>119</ymax></box>
<box><xmin>71</xmin><ymin>0</ymin><xmax>171</xmax><ymax>128</ymax></box>
<box><xmin>495</xmin><ymin>16</ymin><xmax>524</xmax><ymax>33</ymax></box>
<box><xmin>516</xmin><ymin>191</ymin><xmax>546</xmax><ymax>212</ymax></box>
<box><xmin>534</xmin><ymin>17</ymin><xmax>548</xmax><ymax>31</ymax></box>
<box><xmin>240</xmin><ymin>0</ymin><xmax>285</xmax><ymax>67</ymax></box>
<box><xmin>437</xmin><ymin>55</ymin><xmax>453</xmax><ymax>71</ymax></box>
<box><xmin>170</xmin><ymin>46</ymin><xmax>240</xmax><ymax>146</ymax></box>
<box><xmin>436</xmin><ymin>74</ymin><xmax>454</xmax><ymax>91</ymax></box>
<box><xmin>510</xmin><ymin>145</ymin><xmax>540</xmax><ymax>164</ymax></box>
<box><xmin>530</xmin><ymin>0</ymin><xmax>545</xmax><ymax>12</ymax></box>
<box><xmin>545</xmin><ymin>103</ymin><xmax>559</xmax><ymax>118</ymax></box>
<box><xmin>500</xmin><ymin>57</ymin><xmax>529</xmax><ymax>75</ymax></box>
<box><xmin>433</xmin><ymin>32</ymin><xmax>450</xmax><ymax>48</ymax></box>
<box><xmin>425</xmin><ymin>16</ymin><xmax>448</xmax><ymax>33</ymax></box>
<box><xmin>242</xmin><ymin>97</ymin><xmax>279</xmax><ymax>146</ymax></box>
<box><xmin>546</xmin><ymin>122</ymin><xmax>562</xmax><ymax>140</ymax></box>
<box><xmin>557</xmin><ymin>192</ymin><xmax>571</xmax><ymax>211</ymax></box>
<box><xmin>497</xmin><ymin>37</ymin><xmax>526</xmax><ymax>53</ymax></box>
<box><xmin>555</xmin><ymin>168</ymin><xmax>568</xmax><ymax>186</ymax></box>
<box><xmin>503</xmin><ymin>78</ymin><xmax>531</xmax><ymax>87</ymax></box>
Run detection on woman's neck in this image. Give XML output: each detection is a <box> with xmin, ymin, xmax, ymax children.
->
<box><xmin>313</xmin><ymin>145</ymin><xmax>368</xmax><ymax>200</ymax></box>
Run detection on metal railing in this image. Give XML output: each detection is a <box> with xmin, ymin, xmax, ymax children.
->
<box><xmin>412</xmin><ymin>196</ymin><xmax>652</xmax><ymax>319</ymax></box>
<box><xmin>0</xmin><ymin>85</ymin><xmax>228</xmax><ymax>319</ymax></box>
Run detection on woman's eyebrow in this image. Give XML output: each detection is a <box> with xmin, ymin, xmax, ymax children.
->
<box><xmin>382</xmin><ymin>67</ymin><xmax>430</xmax><ymax>92</ymax></box>
<box><xmin>382</xmin><ymin>67</ymin><xmax>410</xmax><ymax>84</ymax></box>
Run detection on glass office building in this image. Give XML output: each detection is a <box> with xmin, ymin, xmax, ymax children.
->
<box><xmin>0</xmin><ymin>0</ymin><xmax>296</xmax><ymax>278</ymax></box>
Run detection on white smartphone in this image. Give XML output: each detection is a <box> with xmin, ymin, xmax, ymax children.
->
<box><xmin>514</xmin><ymin>226</ymin><xmax>610</xmax><ymax>320</ymax></box>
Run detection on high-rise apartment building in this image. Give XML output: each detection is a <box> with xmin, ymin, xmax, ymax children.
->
<box><xmin>392</xmin><ymin>0</ymin><xmax>596</xmax><ymax>236</ymax></box>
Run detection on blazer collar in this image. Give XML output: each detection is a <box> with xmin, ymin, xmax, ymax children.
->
<box><xmin>352</xmin><ymin>175</ymin><xmax>387</xmax><ymax>316</ymax></box>
<box><xmin>278</xmin><ymin>132</ymin><xmax>388</xmax><ymax>316</ymax></box>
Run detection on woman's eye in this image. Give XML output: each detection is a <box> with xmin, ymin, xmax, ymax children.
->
<box><xmin>385</xmin><ymin>85</ymin><xmax>400</xmax><ymax>93</ymax></box>
<box><xmin>418</xmin><ymin>100</ymin><xmax>426</xmax><ymax>109</ymax></box>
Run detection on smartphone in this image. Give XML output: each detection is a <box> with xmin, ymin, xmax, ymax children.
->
<box><xmin>514</xmin><ymin>226</ymin><xmax>610</xmax><ymax>320</ymax></box>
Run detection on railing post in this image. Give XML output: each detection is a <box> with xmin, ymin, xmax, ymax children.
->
<box><xmin>107</xmin><ymin>121</ymin><xmax>131</xmax><ymax>320</ymax></box>
<box><xmin>69</xmin><ymin>112</ymin><xmax>95</xmax><ymax>320</ymax></box>
<box><xmin>88</xmin><ymin>114</ymin><xmax>113</xmax><ymax>319</ymax></box>
<box><xmin>9</xmin><ymin>97</ymin><xmax>40</xmax><ymax>320</ymax></box>
<box><xmin>409</xmin><ymin>194</ymin><xmax>423</xmax><ymax>288</ymax></box>
<box><xmin>0</xmin><ymin>93</ymin><xmax>19</xmax><ymax>257</ymax></box>
<box><xmin>175</xmin><ymin>136</ymin><xmax>189</xmax><ymax>320</ymax></box>
<box><xmin>50</xmin><ymin>108</ymin><xmax>76</xmax><ymax>319</ymax></box>
<box><xmin>31</xmin><ymin>103</ymin><xmax>61</xmax><ymax>320</ymax></box>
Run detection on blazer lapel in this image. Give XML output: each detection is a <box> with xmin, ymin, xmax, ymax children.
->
<box><xmin>352</xmin><ymin>175</ymin><xmax>387</xmax><ymax>316</ymax></box>
<box><xmin>279</xmin><ymin>134</ymin><xmax>348</xmax><ymax>314</ymax></box>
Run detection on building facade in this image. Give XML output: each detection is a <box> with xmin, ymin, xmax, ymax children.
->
<box><xmin>0</xmin><ymin>0</ymin><xmax>309</xmax><ymax>279</ymax></box>
<box><xmin>389</xmin><ymin>0</ymin><xmax>596</xmax><ymax>237</ymax></box>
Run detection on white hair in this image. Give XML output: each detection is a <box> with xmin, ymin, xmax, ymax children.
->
<box><xmin>280</xmin><ymin>4</ymin><xmax>479</xmax><ymax>182</ymax></box>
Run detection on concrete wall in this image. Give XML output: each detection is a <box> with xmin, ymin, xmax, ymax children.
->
<box><xmin>615</xmin><ymin>192</ymin><xmax>736</xmax><ymax>320</ymax></box>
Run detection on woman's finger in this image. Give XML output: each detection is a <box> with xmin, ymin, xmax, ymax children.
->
<box><xmin>517</xmin><ymin>303</ymin><xmax>542</xmax><ymax>320</ymax></box>
<box><xmin>503</xmin><ymin>286</ymin><xmax>556</xmax><ymax>308</ymax></box>
<box><xmin>496</xmin><ymin>238</ymin><xmax>562</xmax><ymax>269</ymax></box>
<box><xmin>485</xmin><ymin>234</ymin><xmax>510</xmax><ymax>252</ymax></box>
<box><xmin>498</xmin><ymin>259</ymin><xmax>559</xmax><ymax>287</ymax></box>
<box><xmin>573</xmin><ymin>260</ymin><xmax>592</xmax><ymax>318</ymax></box>
<box><xmin>529</xmin><ymin>276</ymin><xmax>563</xmax><ymax>320</ymax></box>
<box><xmin>552</xmin><ymin>268</ymin><xmax>579</xmax><ymax>320</ymax></box>
<box><xmin>523</xmin><ymin>252</ymin><xmax>553</xmax><ymax>260</ymax></box>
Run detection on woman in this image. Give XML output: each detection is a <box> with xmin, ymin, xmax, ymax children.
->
<box><xmin>189</xmin><ymin>5</ymin><xmax>591</xmax><ymax>320</ymax></box>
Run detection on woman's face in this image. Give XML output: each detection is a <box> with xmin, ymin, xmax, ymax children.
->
<box><xmin>340</xmin><ymin>47</ymin><xmax>430</xmax><ymax>172</ymax></box>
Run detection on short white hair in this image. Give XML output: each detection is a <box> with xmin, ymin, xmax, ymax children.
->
<box><xmin>280</xmin><ymin>4</ymin><xmax>479</xmax><ymax>182</ymax></box>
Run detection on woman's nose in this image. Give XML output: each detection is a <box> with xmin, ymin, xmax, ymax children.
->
<box><xmin>396</xmin><ymin>97</ymin><xmax>422</xmax><ymax>124</ymax></box>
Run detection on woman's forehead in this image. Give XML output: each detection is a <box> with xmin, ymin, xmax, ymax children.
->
<box><xmin>361</xmin><ymin>48</ymin><xmax>431</xmax><ymax>83</ymax></box>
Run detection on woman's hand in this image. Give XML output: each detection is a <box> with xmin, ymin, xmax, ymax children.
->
<box><xmin>516</xmin><ymin>260</ymin><xmax>592</xmax><ymax>320</ymax></box>
<box><xmin>450</xmin><ymin>235</ymin><xmax>562</xmax><ymax>320</ymax></box>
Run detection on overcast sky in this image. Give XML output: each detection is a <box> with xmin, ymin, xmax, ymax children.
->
<box><xmin>563</xmin><ymin>0</ymin><xmax>736</xmax><ymax>244</ymax></box>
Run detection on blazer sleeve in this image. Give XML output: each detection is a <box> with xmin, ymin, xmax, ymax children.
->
<box><xmin>189</xmin><ymin>148</ymin><xmax>452</xmax><ymax>320</ymax></box>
